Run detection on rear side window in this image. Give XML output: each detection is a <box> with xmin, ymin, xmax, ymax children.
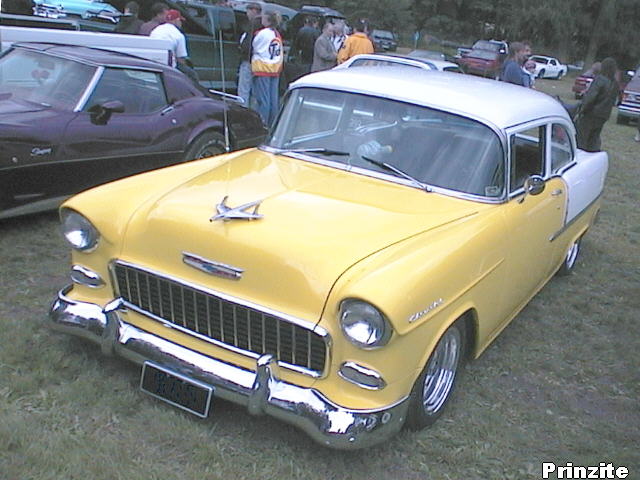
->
<box><xmin>510</xmin><ymin>126</ymin><xmax>545</xmax><ymax>192</ymax></box>
<box><xmin>550</xmin><ymin>124</ymin><xmax>573</xmax><ymax>172</ymax></box>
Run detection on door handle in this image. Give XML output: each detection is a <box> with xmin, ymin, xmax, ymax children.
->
<box><xmin>551</xmin><ymin>189</ymin><xmax>563</xmax><ymax>196</ymax></box>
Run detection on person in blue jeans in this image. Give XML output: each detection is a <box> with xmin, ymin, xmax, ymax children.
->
<box><xmin>251</xmin><ymin>12</ymin><xmax>284</xmax><ymax>126</ymax></box>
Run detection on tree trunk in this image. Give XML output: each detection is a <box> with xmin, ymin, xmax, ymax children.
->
<box><xmin>584</xmin><ymin>1</ymin><xmax>615</xmax><ymax>68</ymax></box>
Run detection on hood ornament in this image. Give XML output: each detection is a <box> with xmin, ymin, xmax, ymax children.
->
<box><xmin>210</xmin><ymin>195</ymin><xmax>263</xmax><ymax>222</ymax></box>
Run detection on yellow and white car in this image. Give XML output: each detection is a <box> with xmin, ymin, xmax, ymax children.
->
<box><xmin>49</xmin><ymin>68</ymin><xmax>608</xmax><ymax>449</ymax></box>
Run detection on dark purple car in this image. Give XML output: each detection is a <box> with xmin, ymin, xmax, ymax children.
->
<box><xmin>0</xmin><ymin>43</ymin><xmax>267</xmax><ymax>220</ymax></box>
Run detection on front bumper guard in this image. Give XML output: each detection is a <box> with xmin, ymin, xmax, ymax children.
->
<box><xmin>49</xmin><ymin>287</ymin><xmax>409</xmax><ymax>449</ymax></box>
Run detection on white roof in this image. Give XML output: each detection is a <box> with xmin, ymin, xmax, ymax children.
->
<box><xmin>335</xmin><ymin>53</ymin><xmax>459</xmax><ymax>72</ymax></box>
<box><xmin>291</xmin><ymin>67</ymin><xmax>570</xmax><ymax>130</ymax></box>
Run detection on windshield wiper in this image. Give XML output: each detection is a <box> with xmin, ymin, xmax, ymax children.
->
<box><xmin>272</xmin><ymin>147</ymin><xmax>350</xmax><ymax>156</ymax></box>
<box><xmin>361</xmin><ymin>155</ymin><xmax>431</xmax><ymax>191</ymax></box>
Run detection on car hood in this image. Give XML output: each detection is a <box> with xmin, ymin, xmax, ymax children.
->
<box><xmin>119</xmin><ymin>150</ymin><xmax>479</xmax><ymax>322</ymax></box>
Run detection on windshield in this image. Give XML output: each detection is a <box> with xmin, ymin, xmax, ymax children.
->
<box><xmin>266</xmin><ymin>88</ymin><xmax>505</xmax><ymax>198</ymax></box>
<box><xmin>0</xmin><ymin>49</ymin><xmax>96</xmax><ymax>110</ymax></box>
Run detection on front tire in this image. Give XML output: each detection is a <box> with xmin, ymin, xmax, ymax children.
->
<box><xmin>406</xmin><ymin>319</ymin><xmax>466</xmax><ymax>429</ymax></box>
<box><xmin>184</xmin><ymin>131</ymin><xmax>227</xmax><ymax>161</ymax></box>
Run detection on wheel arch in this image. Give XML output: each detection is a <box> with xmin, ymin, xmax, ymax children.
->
<box><xmin>185</xmin><ymin>122</ymin><xmax>235</xmax><ymax>152</ymax></box>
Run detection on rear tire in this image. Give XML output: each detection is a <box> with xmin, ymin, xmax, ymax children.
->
<box><xmin>184</xmin><ymin>132</ymin><xmax>227</xmax><ymax>161</ymax></box>
<box><xmin>538</xmin><ymin>69</ymin><xmax>546</xmax><ymax>79</ymax></box>
<box><xmin>406</xmin><ymin>319</ymin><xmax>466</xmax><ymax>429</ymax></box>
<box><xmin>557</xmin><ymin>237</ymin><xmax>582</xmax><ymax>276</ymax></box>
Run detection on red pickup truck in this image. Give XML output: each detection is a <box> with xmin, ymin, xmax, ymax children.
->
<box><xmin>456</xmin><ymin>39</ymin><xmax>508</xmax><ymax>79</ymax></box>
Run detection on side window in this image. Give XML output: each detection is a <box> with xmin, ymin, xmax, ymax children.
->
<box><xmin>510</xmin><ymin>125</ymin><xmax>545</xmax><ymax>192</ymax></box>
<box><xmin>550</xmin><ymin>123</ymin><xmax>573</xmax><ymax>172</ymax></box>
<box><xmin>84</xmin><ymin>68</ymin><xmax>167</xmax><ymax>114</ymax></box>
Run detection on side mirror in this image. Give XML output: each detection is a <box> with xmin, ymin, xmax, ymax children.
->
<box><xmin>89</xmin><ymin>100</ymin><xmax>125</xmax><ymax>125</ymax></box>
<box><xmin>525</xmin><ymin>175</ymin><xmax>545</xmax><ymax>195</ymax></box>
<box><xmin>518</xmin><ymin>175</ymin><xmax>545</xmax><ymax>203</ymax></box>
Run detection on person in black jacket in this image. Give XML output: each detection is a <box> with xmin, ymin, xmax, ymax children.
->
<box><xmin>115</xmin><ymin>1</ymin><xmax>143</xmax><ymax>34</ymax></box>
<box><xmin>576</xmin><ymin>57</ymin><xmax>619</xmax><ymax>152</ymax></box>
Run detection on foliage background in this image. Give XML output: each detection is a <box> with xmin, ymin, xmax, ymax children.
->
<box><xmin>278</xmin><ymin>0</ymin><xmax>640</xmax><ymax>68</ymax></box>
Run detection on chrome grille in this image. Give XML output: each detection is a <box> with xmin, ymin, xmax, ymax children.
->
<box><xmin>113</xmin><ymin>262</ymin><xmax>327</xmax><ymax>375</ymax></box>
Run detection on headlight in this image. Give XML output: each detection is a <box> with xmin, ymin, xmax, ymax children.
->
<box><xmin>339</xmin><ymin>299</ymin><xmax>392</xmax><ymax>349</ymax></box>
<box><xmin>60</xmin><ymin>208</ymin><xmax>100</xmax><ymax>251</ymax></box>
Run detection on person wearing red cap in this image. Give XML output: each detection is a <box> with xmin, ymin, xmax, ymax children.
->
<box><xmin>150</xmin><ymin>9</ymin><xmax>198</xmax><ymax>83</ymax></box>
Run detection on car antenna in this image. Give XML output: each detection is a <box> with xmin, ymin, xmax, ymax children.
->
<box><xmin>216</xmin><ymin>7</ymin><xmax>231</xmax><ymax>153</ymax></box>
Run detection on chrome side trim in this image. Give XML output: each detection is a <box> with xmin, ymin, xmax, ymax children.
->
<box><xmin>208</xmin><ymin>89</ymin><xmax>245</xmax><ymax>104</ymax></box>
<box><xmin>549</xmin><ymin>194</ymin><xmax>600</xmax><ymax>242</ymax></box>
<box><xmin>48</xmin><ymin>287</ymin><xmax>409</xmax><ymax>449</ymax></box>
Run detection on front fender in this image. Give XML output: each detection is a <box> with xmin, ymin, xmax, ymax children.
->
<box><xmin>313</xmin><ymin>205</ymin><xmax>508</xmax><ymax>407</ymax></box>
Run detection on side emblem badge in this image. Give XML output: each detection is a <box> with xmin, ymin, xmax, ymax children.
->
<box><xmin>182</xmin><ymin>252</ymin><xmax>243</xmax><ymax>280</ymax></box>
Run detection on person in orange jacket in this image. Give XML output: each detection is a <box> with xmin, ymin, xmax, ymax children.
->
<box><xmin>337</xmin><ymin>19</ymin><xmax>374</xmax><ymax>64</ymax></box>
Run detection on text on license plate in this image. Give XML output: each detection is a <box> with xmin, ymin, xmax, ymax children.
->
<box><xmin>140</xmin><ymin>362</ymin><xmax>213</xmax><ymax>418</ymax></box>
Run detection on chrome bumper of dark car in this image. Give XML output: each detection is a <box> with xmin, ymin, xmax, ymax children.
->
<box><xmin>48</xmin><ymin>286</ymin><xmax>408</xmax><ymax>449</ymax></box>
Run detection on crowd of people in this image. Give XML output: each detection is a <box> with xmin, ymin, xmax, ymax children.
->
<box><xmin>238</xmin><ymin>4</ymin><xmax>376</xmax><ymax>126</ymax></box>
<box><xmin>499</xmin><ymin>40</ymin><xmax>619</xmax><ymax>152</ymax></box>
<box><xmin>114</xmin><ymin>1</ymin><xmax>198</xmax><ymax>83</ymax></box>
<box><xmin>114</xmin><ymin>1</ymin><xmax>623</xmax><ymax>150</ymax></box>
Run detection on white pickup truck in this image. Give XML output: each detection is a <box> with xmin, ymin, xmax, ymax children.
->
<box><xmin>0</xmin><ymin>25</ymin><xmax>173</xmax><ymax>65</ymax></box>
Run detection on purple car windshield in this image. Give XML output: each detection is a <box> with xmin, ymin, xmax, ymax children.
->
<box><xmin>0</xmin><ymin>49</ymin><xmax>96</xmax><ymax>110</ymax></box>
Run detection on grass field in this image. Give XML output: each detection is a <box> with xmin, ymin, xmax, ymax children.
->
<box><xmin>1</xmin><ymin>75</ymin><xmax>638</xmax><ymax>480</ymax></box>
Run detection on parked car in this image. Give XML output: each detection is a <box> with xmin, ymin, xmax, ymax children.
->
<box><xmin>456</xmin><ymin>39</ymin><xmax>508</xmax><ymax>79</ymax></box>
<box><xmin>0</xmin><ymin>25</ymin><xmax>173</xmax><ymax>65</ymax></box>
<box><xmin>371</xmin><ymin>29</ymin><xmax>397</xmax><ymax>52</ymax></box>
<box><xmin>408</xmin><ymin>49</ymin><xmax>456</xmax><ymax>63</ymax></box>
<box><xmin>49</xmin><ymin>67</ymin><xmax>607</xmax><ymax>449</ymax></box>
<box><xmin>335</xmin><ymin>53</ymin><xmax>463</xmax><ymax>73</ymax></box>
<box><xmin>2</xmin><ymin>0</ymin><xmax>243</xmax><ymax>91</ymax></box>
<box><xmin>572</xmin><ymin>66</ymin><xmax>629</xmax><ymax>102</ymax></box>
<box><xmin>0</xmin><ymin>43</ymin><xmax>266</xmax><ymax>220</ymax></box>
<box><xmin>617</xmin><ymin>66</ymin><xmax>640</xmax><ymax>124</ymax></box>
<box><xmin>33</xmin><ymin>0</ymin><xmax>121</xmax><ymax>23</ymax></box>
<box><xmin>529</xmin><ymin>55</ymin><xmax>567</xmax><ymax>79</ymax></box>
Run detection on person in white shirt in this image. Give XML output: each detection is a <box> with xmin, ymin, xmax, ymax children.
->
<box><xmin>150</xmin><ymin>9</ymin><xmax>198</xmax><ymax>83</ymax></box>
<box><xmin>251</xmin><ymin>12</ymin><xmax>283</xmax><ymax>126</ymax></box>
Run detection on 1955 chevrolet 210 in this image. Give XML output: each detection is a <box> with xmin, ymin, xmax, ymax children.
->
<box><xmin>49</xmin><ymin>67</ymin><xmax>608</xmax><ymax>449</ymax></box>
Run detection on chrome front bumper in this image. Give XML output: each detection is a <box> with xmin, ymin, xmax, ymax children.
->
<box><xmin>49</xmin><ymin>286</ymin><xmax>409</xmax><ymax>449</ymax></box>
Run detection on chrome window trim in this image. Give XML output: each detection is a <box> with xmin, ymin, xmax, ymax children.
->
<box><xmin>75</xmin><ymin>65</ymin><xmax>104</xmax><ymax>113</ymax></box>
<box><xmin>108</xmin><ymin>259</ymin><xmax>332</xmax><ymax>377</ymax></box>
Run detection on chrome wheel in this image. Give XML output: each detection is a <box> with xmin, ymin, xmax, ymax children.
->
<box><xmin>558</xmin><ymin>237</ymin><xmax>581</xmax><ymax>276</ymax></box>
<box><xmin>406</xmin><ymin>319</ymin><xmax>466</xmax><ymax>429</ymax></box>
<box><xmin>421</xmin><ymin>327</ymin><xmax>461</xmax><ymax>414</ymax></box>
<box><xmin>565</xmin><ymin>241</ymin><xmax>579</xmax><ymax>270</ymax></box>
